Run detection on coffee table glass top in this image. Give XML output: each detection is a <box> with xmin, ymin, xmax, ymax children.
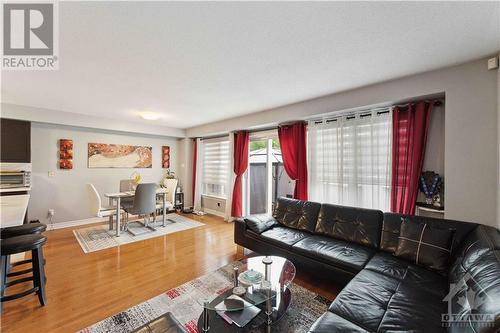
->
<box><xmin>197</xmin><ymin>256</ymin><xmax>296</xmax><ymax>312</ymax></box>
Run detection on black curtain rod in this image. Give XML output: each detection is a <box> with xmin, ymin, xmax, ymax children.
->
<box><xmin>392</xmin><ymin>99</ymin><xmax>443</xmax><ymax>108</ymax></box>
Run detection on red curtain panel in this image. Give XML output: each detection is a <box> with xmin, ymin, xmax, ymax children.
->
<box><xmin>192</xmin><ymin>138</ymin><xmax>197</xmax><ymax>207</ymax></box>
<box><xmin>278</xmin><ymin>122</ymin><xmax>308</xmax><ymax>200</ymax></box>
<box><xmin>231</xmin><ymin>131</ymin><xmax>250</xmax><ymax>217</ymax></box>
<box><xmin>391</xmin><ymin>102</ymin><xmax>433</xmax><ymax>214</ymax></box>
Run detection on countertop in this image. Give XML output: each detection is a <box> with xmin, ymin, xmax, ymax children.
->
<box><xmin>0</xmin><ymin>187</ymin><xmax>31</xmax><ymax>193</ymax></box>
<box><xmin>0</xmin><ymin>193</ymin><xmax>30</xmax><ymax>227</ymax></box>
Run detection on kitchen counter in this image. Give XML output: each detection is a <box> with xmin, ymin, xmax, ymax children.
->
<box><xmin>0</xmin><ymin>193</ymin><xmax>30</xmax><ymax>227</ymax></box>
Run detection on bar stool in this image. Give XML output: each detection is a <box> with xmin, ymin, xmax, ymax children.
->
<box><xmin>0</xmin><ymin>234</ymin><xmax>48</xmax><ymax>310</ymax></box>
<box><xmin>0</xmin><ymin>223</ymin><xmax>47</xmax><ymax>285</ymax></box>
<box><xmin>0</xmin><ymin>223</ymin><xmax>47</xmax><ymax>239</ymax></box>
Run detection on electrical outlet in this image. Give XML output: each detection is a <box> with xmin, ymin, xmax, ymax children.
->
<box><xmin>48</xmin><ymin>209</ymin><xmax>55</xmax><ymax>217</ymax></box>
<box><xmin>487</xmin><ymin>57</ymin><xmax>499</xmax><ymax>70</ymax></box>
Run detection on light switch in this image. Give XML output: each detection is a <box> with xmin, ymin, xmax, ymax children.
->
<box><xmin>48</xmin><ymin>171</ymin><xmax>55</xmax><ymax>178</ymax></box>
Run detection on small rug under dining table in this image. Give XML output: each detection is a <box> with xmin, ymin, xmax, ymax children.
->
<box><xmin>73</xmin><ymin>213</ymin><xmax>204</xmax><ymax>253</ymax></box>
<box><xmin>78</xmin><ymin>262</ymin><xmax>331</xmax><ymax>333</ymax></box>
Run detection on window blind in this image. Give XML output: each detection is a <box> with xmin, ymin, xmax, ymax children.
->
<box><xmin>202</xmin><ymin>138</ymin><xmax>230</xmax><ymax>197</ymax></box>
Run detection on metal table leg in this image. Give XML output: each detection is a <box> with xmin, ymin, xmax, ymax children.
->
<box><xmin>162</xmin><ymin>193</ymin><xmax>167</xmax><ymax>227</ymax></box>
<box><xmin>202</xmin><ymin>301</ymin><xmax>210</xmax><ymax>332</ymax></box>
<box><xmin>115</xmin><ymin>197</ymin><xmax>121</xmax><ymax>237</ymax></box>
<box><xmin>266</xmin><ymin>289</ymin><xmax>272</xmax><ymax>332</ymax></box>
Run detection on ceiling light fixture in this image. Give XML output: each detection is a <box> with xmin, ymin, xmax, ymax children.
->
<box><xmin>140</xmin><ymin>112</ymin><xmax>161</xmax><ymax>121</ymax></box>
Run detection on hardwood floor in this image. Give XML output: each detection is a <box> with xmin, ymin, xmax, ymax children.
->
<box><xmin>0</xmin><ymin>214</ymin><xmax>339</xmax><ymax>333</ymax></box>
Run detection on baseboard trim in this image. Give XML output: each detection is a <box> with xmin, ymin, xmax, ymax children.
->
<box><xmin>202</xmin><ymin>208</ymin><xmax>226</xmax><ymax>218</ymax></box>
<box><xmin>47</xmin><ymin>217</ymin><xmax>107</xmax><ymax>230</ymax></box>
<box><xmin>47</xmin><ymin>214</ymin><xmax>161</xmax><ymax>230</ymax></box>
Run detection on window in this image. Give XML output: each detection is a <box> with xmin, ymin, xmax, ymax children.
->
<box><xmin>202</xmin><ymin>138</ymin><xmax>230</xmax><ymax>197</ymax></box>
<box><xmin>308</xmin><ymin>109</ymin><xmax>392</xmax><ymax>211</ymax></box>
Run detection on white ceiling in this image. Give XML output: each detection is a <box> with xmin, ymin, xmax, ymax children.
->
<box><xmin>2</xmin><ymin>1</ymin><xmax>499</xmax><ymax>130</ymax></box>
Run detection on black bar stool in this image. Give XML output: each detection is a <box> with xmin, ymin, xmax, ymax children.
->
<box><xmin>0</xmin><ymin>223</ymin><xmax>47</xmax><ymax>284</ymax></box>
<box><xmin>0</xmin><ymin>234</ymin><xmax>48</xmax><ymax>310</ymax></box>
<box><xmin>0</xmin><ymin>223</ymin><xmax>47</xmax><ymax>239</ymax></box>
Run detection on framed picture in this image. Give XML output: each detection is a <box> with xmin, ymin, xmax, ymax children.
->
<box><xmin>162</xmin><ymin>146</ymin><xmax>170</xmax><ymax>168</ymax></box>
<box><xmin>59</xmin><ymin>139</ymin><xmax>73</xmax><ymax>169</ymax></box>
<box><xmin>88</xmin><ymin>143</ymin><xmax>152</xmax><ymax>168</ymax></box>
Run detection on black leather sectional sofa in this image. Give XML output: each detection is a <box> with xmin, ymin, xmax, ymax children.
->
<box><xmin>234</xmin><ymin>197</ymin><xmax>500</xmax><ymax>333</ymax></box>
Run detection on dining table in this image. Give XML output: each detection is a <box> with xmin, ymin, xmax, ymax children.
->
<box><xmin>104</xmin><ymin>187</ymin><xmax>171</xmax><ymax>237</ymax></box>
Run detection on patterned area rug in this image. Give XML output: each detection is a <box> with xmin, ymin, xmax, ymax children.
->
<box><xmin>79</xmin><ymin>262</ymin><xmax>331</xmax><ymax>333</ymax></box>
<box><xmin>73</xmin><ymin>214</ymin><xmax>204</xmax><ymax>253</ymax></box>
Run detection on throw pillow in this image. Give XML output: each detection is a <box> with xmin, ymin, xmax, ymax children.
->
<box><xmin>394</xmin><ymin>218</ymin><xmax>455</xmax><ymax>275</ymax></box>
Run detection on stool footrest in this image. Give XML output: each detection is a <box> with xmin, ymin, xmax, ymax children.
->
<box><xmin>11</xmin><ymin>259</ymin><xmax>33</xmax><ymax>267</ymax></box>
<box><xmin>1</xmin><ymin>287</ymin><xmax>39</xmax><ymax>302</ymax></box>
<box><xmin>6</xmin><ymin>276</ymin><xmax>33</xmax><ymax>288</ymax></box>
<box><xmin>7</xmin><ymin>267</ymin><xmax>33</xmax><ymax>277</ymax></box>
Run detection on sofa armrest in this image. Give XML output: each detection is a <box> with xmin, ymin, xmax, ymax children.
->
<box><xmin>244</xmin><ymin>214</ymin><xmax>279</xmax><ymax>234</ymax></box>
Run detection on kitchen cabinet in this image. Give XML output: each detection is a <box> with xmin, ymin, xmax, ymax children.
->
<box><xmin>0</xmin><ymin>118</ymin><xmax>31</xmax><ymax>163</ymax></box>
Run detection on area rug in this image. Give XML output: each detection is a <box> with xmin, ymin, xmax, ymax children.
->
<box><xmin>73</xmin><ymin>213</ymin><xmax>204</xmax><ymax>253</ymax></box>
<box><xmin>78</xmin><ymin>262</ymin><xmax>331</xmax><ymax>333</ymax></box>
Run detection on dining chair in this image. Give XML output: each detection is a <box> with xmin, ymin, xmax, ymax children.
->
<box><xmin>119</xmin><ymin>179</ymin><xmax>134</xmax><ymax>206</ymax></box>
<box><xmin>157</xmin><ymin>178</ymin><xmax>178</xmax><ymax>214</ymax></box>
<box><xmin>122</xmin><ymin>183</ymin><xmax>158</xmax><ymax>236</ymax></box>
<box><xmin>88</xmin><ymin>184</ymin><xmax>124</xmax><ymax>230</ymax></box>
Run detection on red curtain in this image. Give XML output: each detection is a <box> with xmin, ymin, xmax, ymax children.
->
<box><xmin>192</xmin><ymin>138</ymin><xmax>197</xmax><ymax>207</ymax></box>
<box><xmin>391</xmin><ymin>102</ymin><xmax>433</xmax><ymax>214</ymax></box>
<box><xmin>231</xmin><ymin>131</ymin><xmax>249</xmax><ymax>217</ymax></box>
<box><xmin>278</xmin><ymin>122</ymin><xmax>308</xmax><ymax>200</ymax></box>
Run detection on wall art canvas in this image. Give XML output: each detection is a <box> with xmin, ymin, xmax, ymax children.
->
<box><xmin>162</xmin><ymin>146</ymin><xmax>170</xmax><ymax>168</ymax></box>
<box><xmin>88</xmin><ymin>143</ymin><xmax>152</xmax><ymax>168</ymax></box>
<box><xmin>59</xmin><ymin>139</ymin><xmax>73</xmax><ymax>169</ymax></box>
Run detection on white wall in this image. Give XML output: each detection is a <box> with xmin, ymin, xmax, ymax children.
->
<box><xmin>422</xmin><ymin>105</ymin><xmax>445</xmax><ymax>176</ymax></box>
<box><xmin>175</xmin><ymin>138</ymin><xmax>194</xmax><ymax>207</ymax></box>
<box><xmin>28</xmin><ymin>123</ymin><xmax>179</xmax><ymax>224</ymax></box>
<box><xmin>185</xmin><ymin>57</ymin><xmax>499</xmax><ymax>228</ymax></box>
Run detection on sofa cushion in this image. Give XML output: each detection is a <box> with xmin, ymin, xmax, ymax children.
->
<box><xmin>377</xmin><ymin>281</ymin><xmax>446</xmax><ymax>332</ymax></box>
<box><xmin>380</xmin><ymin>212</ymin><xmax>477</xmax><ymax>254</ymax></box>
<box><xmin>308</xmin><ymin>311</ymin><xmax>369</xmax><ymax>333</ymax></box>
<box><xmin>273</xmin><ymin>197</ymin><xmax>321</xmax><ymax>232</ymax></box>
<box><xmin>328</xmin><ymin>268</ymin><xmax>447</xmax><ymax>332</ymax></box>
<box><xmin>243</xmin><ymin>214</ymin><xmax>278</xmax><ymax>234</ymax></box>
<box><xmin>366</xmin><ymin>252</ymin><xmax>447</xmax><ymax>298</ymax></box>
<box><xmin>314</xmin><ymin>204</ymin><xmax>383</xmax><ymax>248</ymax></box>
<box><xmin>259</xmin><ymin>226</ymin><xmax>310</xmax><ymax>247</ymax></box>
<box><xmin>293</xmin><ymin>235</ymin><xmax>376</xmax><ymax>273</ymax></box>
<box><xmin>394</xmin><ymin>219</ymin><xmax>455</xmax><ymax>275</ymax></box>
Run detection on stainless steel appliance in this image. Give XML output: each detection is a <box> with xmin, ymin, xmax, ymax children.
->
<box><xmin>0</xmin><ymin>163</ymin><xmax>32</xmax><ymax>189</ymax></box>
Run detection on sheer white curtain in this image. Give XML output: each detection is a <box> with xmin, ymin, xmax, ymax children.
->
<box><xmin>308</xmin><ymin>109</ymin><xmax>392</xmax><ymax>211</ymax></box>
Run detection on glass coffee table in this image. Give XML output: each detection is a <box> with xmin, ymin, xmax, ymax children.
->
<box><xmin>196</xmin><ymin>256</ymin><xmax>296</xmax><ymax>332</ymax></box>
